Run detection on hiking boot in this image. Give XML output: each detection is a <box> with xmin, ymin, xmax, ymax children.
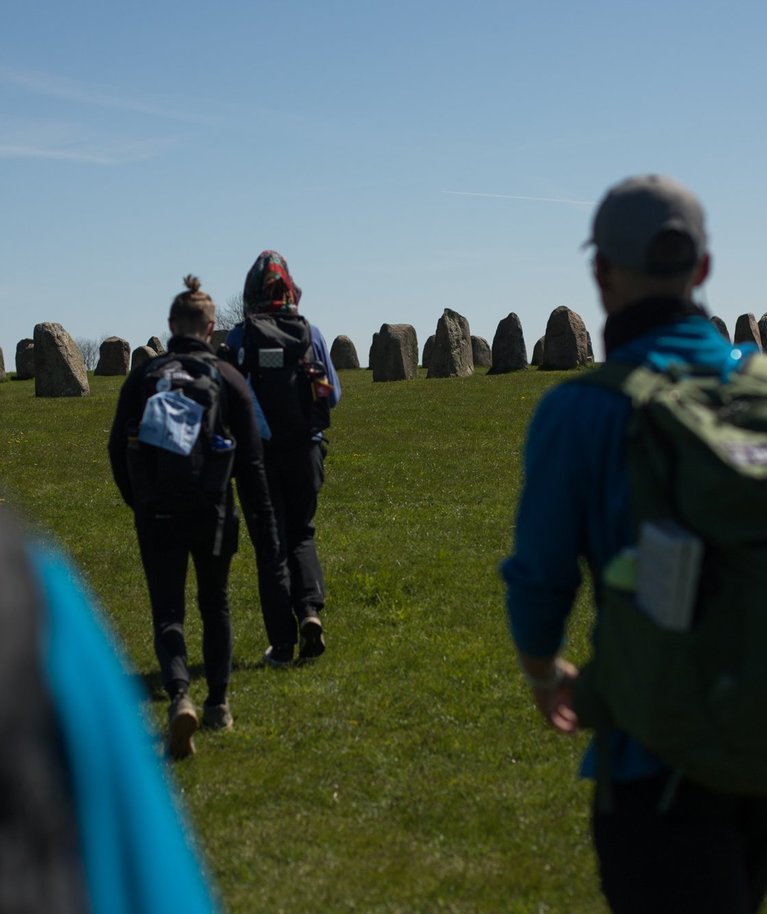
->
<box><xmin>167</xmin><ymin>693</ymin><xmax>199</xmax><ymax>760</ymax></box>
<box><xmin>298</xmin><ymin>609</ymin><xmax>325</xmax><ymax>659</ymax></box>
<box><xmin>259</xmin><ymin>644</ymin><xmax>294</xmax><ymax>668</ymax></box>
<box><xmin>202</xmin><ymin>700</ymin><xmax>234</xmax><ymax>731</ymax></box>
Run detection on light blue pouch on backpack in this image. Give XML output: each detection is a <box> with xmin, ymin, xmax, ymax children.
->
<box><xmin>138</xmin><ymin>390</ymin><xmax>204</xmax><ymax>456</ymax></box>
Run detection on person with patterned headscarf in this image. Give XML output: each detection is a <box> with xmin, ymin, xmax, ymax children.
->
<box><xmin>226</xmin><ymin>251</ymin><xmax>341</xmax><ymax>666</ymax></box>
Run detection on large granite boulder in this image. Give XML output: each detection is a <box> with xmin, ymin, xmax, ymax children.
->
<box><xmin>146</xmin><ymin>336</ymin><xmax>166</xmax><ymax>354</ymax></box>
<box><xmin>427</xmin><ymin>309</ymin><xmax>473</xmax><ymax>379</ymax></box>
<box><xmin>131</xmin><ymin>345</ymin><xmax>157</xmax><ymax>371</ymax></box>
<box><xmin>94</xmin><ymin>336</ymin><xmax>130</xmax><ymax>376</ymax></box>
<box><xmin>471</xmin><ymin>336</ymin><xmax>492</xmax><ymax>369</ymax></box>
<box><xmin>710</xmin><ymin>316</ymin><xmax>730</xmax><ymax>341</ymax></box>
<box><xmin>371</xmin><ymin>324</ymin><xmax>418</xmax><ymax>382</ymax></box>
<box><xmin>541</xmin><ymin>307</ymin><xmax>590</xmax><ymax>370</ymax></box>
<box><xmin>488</xmin><ymin>313</ymin><xmax>527</xmax><ymax>374</ymax></box>
<box><xmin>0</xmin><ymin>348</ymin><xmax>5</xmax><ymax>382</ymax></box>
<box><xmin>15</xmin><ymin>339</ymin><xmax>35</xmax><ymax>379</ymax></box>
<box><xmin>330</xmin><ymin>335</ymin><xmax>360</xmax><ymax>369</ymax></box>
<box><xmin>33</xmin><ymin>323</ymin><xmax>89</xmax><ymax>397</ymax></box>
<box><xmin>422</xmin><ymin>334</ymin><xmax>436</xmax><ymax>369</ymax></box>
<box><xmin>531</xmin><ymin>336</ymin><xmax>545</xmax><ymax>367</ymax></box>
<box><xmin>734</xmin><ymin>313</ymin><xmax>761</xmax><ymax>349</ymax></box>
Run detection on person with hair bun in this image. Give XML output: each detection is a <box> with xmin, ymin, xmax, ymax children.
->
<box><xmin>109</xmin><ymin>275</ymin><xmax>279</xmax><ymax>759</ymax></box>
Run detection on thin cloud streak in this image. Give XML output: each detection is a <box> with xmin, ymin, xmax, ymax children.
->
<box><xmin>0</xmin><ymin>138</ymin><xmax>175</xmax><ymax>165</ymax></box>
<box><xmin>443</xmin><ymin>190</ymin><xmax>595</xmax><ymax>209</ymax></box>
<box><xmin>0</xmin><ymin>66</ymin><xmax>212</xmax><ymax>125</ymax></box>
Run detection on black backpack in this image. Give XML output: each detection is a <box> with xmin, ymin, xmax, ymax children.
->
<box><xmin>126</xmin><ymin>352</ymin><xmax>236</xmax><ymax>551</ymax></box>
<box><xmin>241</xmin><ymin>313</ymin><xmax>330</xmax><ymax>447</ymax></box>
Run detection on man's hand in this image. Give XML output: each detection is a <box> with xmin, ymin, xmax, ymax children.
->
<box><xmin>519</xmin><ymin>655</ymin><xmax>580</xmax><ymax>734</ymax></box>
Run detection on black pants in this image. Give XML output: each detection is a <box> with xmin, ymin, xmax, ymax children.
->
<box><xmin>253</xmin><ymin>440</ymin><xmax>325</xmax><ymax>647</ymax></box>
<box><xmin>593</xmin><ymin>772</ymin><xmax>767</xmax><ymax>914</ymax></box>
<box><xmin>135</xmin><ymin>512</ymin><xmax>238</xmax><ymax>699</ymax></box>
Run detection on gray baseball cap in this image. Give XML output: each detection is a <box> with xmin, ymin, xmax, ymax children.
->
<box><xmin>585</xmin><ymin>174</ymin><xmax>707</xmax><ymax>274</ymax></box>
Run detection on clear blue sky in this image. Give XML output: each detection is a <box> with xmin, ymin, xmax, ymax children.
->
<box><xmin>2</xmin><ymin>0</ymin><xmax>767</xmax><ymax>369</ymax></box>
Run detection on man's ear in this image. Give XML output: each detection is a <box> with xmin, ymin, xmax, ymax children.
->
<box><xmin>692</xmin><ymin>252</ymin><xmax>711</xmax><ymax>288</ymax></box>
<box><xmin>592</xmin><ymin>253</ymin><xmax>611</xmax><ymax>291</ymax></box>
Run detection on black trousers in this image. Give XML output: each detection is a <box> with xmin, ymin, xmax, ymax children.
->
<box><xmin>253</xmin><ymin>440</ymin><xmax>325</xmax><ymax>647</ymax></box>
<box><xmin>593</xmin><ymin>772</ymin><xmax>767</xmax><ymax>914</ymax></box>
<box><xmin>135</xmin><ymin>512</ymin><xmax>238</xmax><ymax>698</ymax></box>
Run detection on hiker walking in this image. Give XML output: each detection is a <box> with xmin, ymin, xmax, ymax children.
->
<box><xmin>109</xmin><ymin>275</ymin><xmax>279</xmax><ymax>758</ymax></box>
<box><xmin>225</xmin><ymin>251</ymin><xmax>341</xmax><ymax>666</ymax></box>
<box><xmin>502</xmin><ymin>176</ymin><xmax>767</xmax><ymax>913</ymax></box>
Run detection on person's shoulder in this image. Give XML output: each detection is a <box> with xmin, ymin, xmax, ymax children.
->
<box><xmin>217</xmin><ymin>358</ymin><xmax>248</xmax><ymax>390</ymax></box>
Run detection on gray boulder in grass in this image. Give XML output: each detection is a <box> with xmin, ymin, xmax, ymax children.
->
<box><xmin>427</xmin><ymin>309</ymin><xmax>473</xmax><ymax>378</ymax></box>
<box><xmin>541</xmin><ymin>307</ymin><xmax>590</xmax><ymax>370</ymax></box>
<box><xmin>94</xmin><ymin>337</ymin><xmax>130</xmax><ymax>376</ymax></box>
<box><xmin>330</xmin><ymin>335</ymin><xmax>360</xmax><ymax>370</ymax></box>
<box><xmin>33</xmin><ymin>323</ymin><xmax>89</xmax><ymax>397</ymax></box>
<box><xmin>371</xmin><ymin>324</ymin><xmax>418</xmax><ymax>382</ymax></box>
<box><xmin>489</xmin><ymin>313</ymin><xmax>527</xmax><ymax>374</ymax></box>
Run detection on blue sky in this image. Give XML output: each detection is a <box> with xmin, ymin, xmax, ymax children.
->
<box><xmin>2</xmin><ymin>0</ymin><xmax>767</xmax><ymax>369</ymax></box>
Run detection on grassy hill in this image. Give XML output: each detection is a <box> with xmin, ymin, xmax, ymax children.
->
<box><xmin>0</xmin><ymin>367</ymin><xmax>607</xmax><ymax>914</ymax></box>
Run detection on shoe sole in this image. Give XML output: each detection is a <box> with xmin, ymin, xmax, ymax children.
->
<box><xmin>299</xmin><ymin>617</ymin><xmax>326</xmax><ymax>659</ymax></box>
<box><xmin>168</xmin><ymin>708</ymin><xmax>199</xmax><ymax>760</ymax></box>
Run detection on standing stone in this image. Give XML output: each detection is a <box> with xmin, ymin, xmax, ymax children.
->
<box><xmin>586</xmin><ymin>332</ymin><xmax>595</xmax><ymax>364</ymax></box>
<box><xmin>368</xmin><ymin>332</ymin><xmax>379</xmax><ymax>370</ymax></box>
<box><xmin>0</xmin><ymin>348</ymin><xmax>5</xmax><ymax>382</ymax></box>
<box><xmin>541</xmin><ymin>307</ymin><xmax>590</xmax><ymax>370</ymax></box>
<box><xmin>371</xmin><ymin>324</ymin><xmax>418</xmax><ymax>382</ymax></box>
<box><xmin>758</xmin><ymin>315</ymin><xmax>767</xmax><ymax>350</ymax></box>
<box><xmin>330</xmin><ymin>335</ymin><xmax>360</xmax><ymax>369</ymax></box>
<box><xmin>710</xmin><ymin>316</ymin><xmax>730</xmax><ymax>342</ymax></box>
<box><xmin>131</xmin><ymin>346</ymin><xmax>157</xmax><ymax>371</ymax></box>
<box><xmin>531</xmin><ymin>336</ymin><xmax>545</xmax><ymax>367</ymax></box>
<box><xmin>427</xmin><ymin>309</ymin><xmax>473</xmax><ymax>379</ymax></box>
<box><xmin>15</xmin><ymin>339</ymin><xmax>35</xmax><ymax>379</ymax></box>
<box><xmin>734</xmin><ymin>313</ymin><xmax>761</xmax><ymax>349</ymax></box>
<box><xmin>146</xmin><ymin>336</ymin><xmax>165</xmax><ymax>354</ymax></box>
<box><xmin>33</xmin><ymin>323</ymin><xmax>89</xmax><ymax>397</ymax></box>
<box><xmin>488</xmin><ymin>313</ymin><xmax>527</xmax><ymax>374</ymax></box>
<box><xmin>94</xmin><ymin>336</ymin><xmax>130</xmax><ymax>376</ymax></box>
<box><xmin>471</xmin><ymin>336</ymin><xmax>492</xmax><ymax>369</ymax></box>
<box><xmin>422</xmin><ymin>335</ymin><xmax>436</xmax><ymax>369</ymax></box>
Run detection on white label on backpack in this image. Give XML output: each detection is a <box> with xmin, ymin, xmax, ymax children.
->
<box><xmin>721</xmin><ymin>441</ymin><xmax>767</xmax><ymax>467</ymax></box>
<box><xmin>138</xmin><ymin>390</ymin><xmax>204</xmax><ymax>456</ymax></box>
<box><xmin>259</xmin><ymin>348</ymin><xmax>284</xmax><ymax>369</ymax></box>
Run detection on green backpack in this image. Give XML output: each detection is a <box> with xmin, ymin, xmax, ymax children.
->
<box><xmin>573</xmin><ymin>352</ymin><xmax>767</xmax><ymax>796</ymax></box>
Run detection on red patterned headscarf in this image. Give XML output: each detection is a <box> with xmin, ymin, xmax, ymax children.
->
<box><xmin>242</xmin><ymin>250</ymin><xmax>302</xmax><ymax>314</ymax></box>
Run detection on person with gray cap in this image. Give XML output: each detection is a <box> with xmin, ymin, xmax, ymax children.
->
<box><xmin>501</xmin><ymin>175</ymin><xmax>767</xmax><ymax>913</ymax></box>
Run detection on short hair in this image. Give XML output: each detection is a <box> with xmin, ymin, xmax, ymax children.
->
<box><xmin>168</xmin><ymin>275</ymin><xmax>215</xmax><ymax>334</ymax></box>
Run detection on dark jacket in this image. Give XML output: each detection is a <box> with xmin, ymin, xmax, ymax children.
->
<box><xmin>108</xmin><ymin>335</ymin><xmax>276</xmax><ymax>542</ymax></box>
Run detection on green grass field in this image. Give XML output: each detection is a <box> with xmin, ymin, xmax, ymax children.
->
<box><xmin>1</xmin><ymin>367</ymin><xmax>607</xmax><ymax>914</ymax></box>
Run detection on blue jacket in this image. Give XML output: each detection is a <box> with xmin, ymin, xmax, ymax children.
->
<box><xmin>501</xmin><ymin>308</ymin><xmax>753</xmax><ymax>780</ymax></box>
<box><xmin>36</xmin><ymin>543</ymin><xmax>219</xmax><ymax>913</ymax></box>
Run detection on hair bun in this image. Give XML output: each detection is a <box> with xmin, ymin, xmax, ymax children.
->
<box><xmin>183</xmin><ymin>274</ymin><xmax>202</xmax><ymax>294</ymax></box>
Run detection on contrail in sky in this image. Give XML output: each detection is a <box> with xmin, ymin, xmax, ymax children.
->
<box><xmin>443</xmin><ymin>190</ymin><xmax>595</xmax><ymax>208</ymax></box>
